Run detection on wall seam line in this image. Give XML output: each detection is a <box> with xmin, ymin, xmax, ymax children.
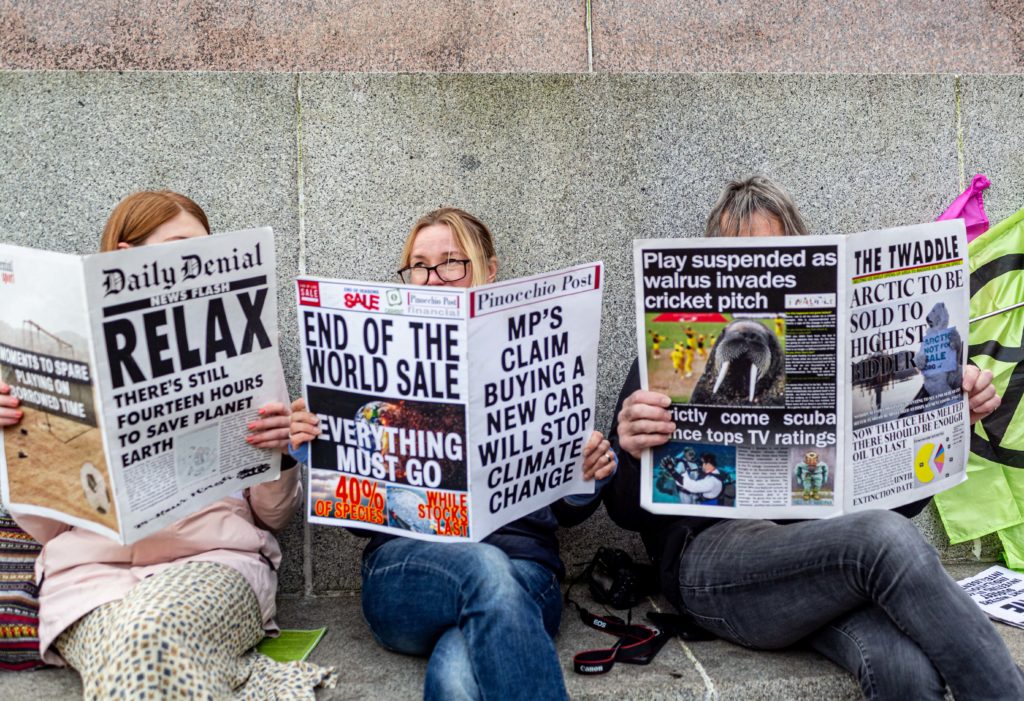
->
<box><xmin>296</xmin><ymin>73</ymin><xmax>307</xmax><ymax>277</ymax></box>
<box><xmin>586</xmin><ymin>0</ymin><xmax>594</xmax><ymax>73</ymax></box>
<box><xmin>294</xmin><ymin>72</ymin><xmax>313</xmax><ymax>596</ymax></box>
<box><xmin>955</xmin><ymin>75</ymin><xmax>966</xmax><ymax>191</ymax></box>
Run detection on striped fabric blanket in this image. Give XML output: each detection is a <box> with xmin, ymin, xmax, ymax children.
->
<box><xmin>0</xmin><ymin>508</ymin><xmax>43</xmax><ymax>670</ymax></box>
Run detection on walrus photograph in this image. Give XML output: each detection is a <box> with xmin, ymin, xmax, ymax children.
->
<box><xmin>691</xmin><ymin>318</ymin><xmax>786</xmax><ymax>406</ymax></box>
<box><xmin>645</xmin><ymin>313</ymin><xmax>786</xmax><ymax>406</ymax></box>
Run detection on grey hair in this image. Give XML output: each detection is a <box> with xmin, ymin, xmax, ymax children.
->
<box><xmin>704</xmin><ymin>175</ymin><xmax>809</xmax><ymax>237</ymax></box>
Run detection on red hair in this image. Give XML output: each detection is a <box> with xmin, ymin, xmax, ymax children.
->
<box><xmin>100</xmin><ymin>191</ymin><xmax>210</xmax><ymax>252</ymax></box>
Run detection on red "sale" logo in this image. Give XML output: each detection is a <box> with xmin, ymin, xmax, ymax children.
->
<box><xmin>344</xmin><ymin>292</ymin><xmax>379</xmax><ymax>310</ymax></box>
<box><xmin>297</xmin><ymin>280</ymin><xmax>320</xmax><ymax>306</ymax></box>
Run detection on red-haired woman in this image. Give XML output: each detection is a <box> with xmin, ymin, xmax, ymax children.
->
<box><xmin>0</xmin><ymin>191</ymin><xmax>334</xmax><ymax>699</ymax></box>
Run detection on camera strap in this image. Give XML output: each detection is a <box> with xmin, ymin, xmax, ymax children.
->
<box><xmin>567</xmin><ymin>603</ymin><xmax>673</xmax><ymax>675</ymax></box>
<box><xmin>565</xmin><ymin>548</ymin><xmax>716</xmax><ymax>675</ymax></box>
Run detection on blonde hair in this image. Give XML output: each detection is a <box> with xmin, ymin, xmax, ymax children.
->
<box><xmin>100</xmin><ymin>190</ymin><xmax>210</xmax><ymax>252</ymax></box>
<box><xmin>400</xmin><ymin>208</ymin><xmax>497</xmax><ymax>286</ymax></box>
<box><xmin>705</xmin><ymin>176</ymin><xmax>809</xmax><ymax>237</ymax></box>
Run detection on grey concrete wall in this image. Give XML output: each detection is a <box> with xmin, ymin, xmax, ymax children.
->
<box><xmin>1</xmin><ymin>72</ymin><xmax>1021</xmax><ymax>591</ymax></box>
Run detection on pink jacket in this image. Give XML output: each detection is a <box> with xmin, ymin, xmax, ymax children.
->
<box><xmin>12</xmin><ymin>468</ymin><xmax>301</xmax><ymax>666</ymax></box>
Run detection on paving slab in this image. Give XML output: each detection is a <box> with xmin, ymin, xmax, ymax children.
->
<box><xmin>225</xmin><ymin>593</ymin><xmax>852</xmax><ymax>700</ymax></box>
<box><xmin>8</xmin><ymin>562</ymin><xmax>1020</xmax><ymax>699</ymax></box>
<box><xmin>591</xmin><ymin>1</ymin><xmax>1024</xmax><ymax>73</ymax></box>
<box><xmin>0</xmin><ymin>664</ymin><xmax>81</xmax><ymax>699</ymax></box>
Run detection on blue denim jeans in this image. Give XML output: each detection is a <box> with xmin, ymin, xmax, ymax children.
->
<box><xmin>361</xmin><ymin>538</ymin><xmax>567</xmax><ymax>701</ymax></box>
<box><xmin>678</xmin><ymin>511</ymin><xmax>1024</xmax><ymax>700</ymax></box>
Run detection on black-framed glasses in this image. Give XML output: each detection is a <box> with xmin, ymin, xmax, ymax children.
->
<box><xmin>397</xmin><ymin>259</ymin><xmax>472</xmax><ymax>284</ymax></box>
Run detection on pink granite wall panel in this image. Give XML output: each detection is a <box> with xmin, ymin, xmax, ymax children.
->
<box><xmin>591</xmin><ymin>1</ymin><xmax>1024</xmax><ymax>73</ymax></box>
<box><xmin>0</xmin><ymin>0</ymin><xmax>588</xmax><ymax>71</ymax></box>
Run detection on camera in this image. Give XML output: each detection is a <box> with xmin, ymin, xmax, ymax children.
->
<box><xmin>586</xmin><ymin>547</ymin><xmax>656</xmax><ymax>610</ymax></box>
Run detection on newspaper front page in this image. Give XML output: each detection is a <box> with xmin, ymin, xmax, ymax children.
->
<box><xmin>634</xmin><ymin>220</ymin><xmax>968</xmax><ymax>519</ymax></box>
<box><xmin>958</xmin><ymin>565</ymin><xmax>1024</xmax><ymax>629</ymax></box>
<box><xmin>298</xmin><ymin>263</ymin><xmax>603</xmax><ymax>542</ymax></box>
<box><xmin>846</xmin><ymin>220</ymin><xmax>970</xmax><ymax>510</ymax></box>
<box><xmin>0</xmin><ymin>229</ymin><xmax>288</xmax><ymax>543</ymax></box>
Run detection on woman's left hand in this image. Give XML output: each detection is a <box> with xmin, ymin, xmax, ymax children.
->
<box><xmin>0</xmin><ymin>383</ymin><xmax>22</xmax><ymax>428</ymax></box>
<box><xmin>581</xmin><ymin>430</ymin><xmax>616</xmax><ymax>481</ymax></box>
<box><xmin>247</xmin><ymin>401</ymin><xmax>292</xmax><ymax>452</ymax></box>
<box><xmin>964</xmin><ymin>365</ymin><xmax>1001</xmax><ymax>425</ymax></box>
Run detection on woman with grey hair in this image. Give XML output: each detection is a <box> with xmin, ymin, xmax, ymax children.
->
<box><xmin>704</xmin><ymin>174</ymin><xmax>810</xmax><ymax>238</ymax></box>
<box><xmin>604</xmin><ymin>175</ymin><xmax>1022</xmax><ymax>700</ymax></box>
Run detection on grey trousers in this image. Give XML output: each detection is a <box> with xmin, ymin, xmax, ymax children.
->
<box><xmin>678</xmin><ymin>511</ymin><xmax>1023</xmax><ymax>700</ymax></box>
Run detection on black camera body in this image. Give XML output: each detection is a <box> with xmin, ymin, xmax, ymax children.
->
<box><xmin>586</xmin><ymin>547</ymin><xmax>657</xmax><ymax>610</ymax></box>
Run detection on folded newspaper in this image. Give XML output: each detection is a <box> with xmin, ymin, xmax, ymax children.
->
<box><xmin>0</xmin><ymin>229</ymin><xmax>288</xmax><ymax>544</ymax></box>
<box><xmin>635</xmin><ymin>219</ymin><xmax>969</xmax><ymax>519</ymax></box>
<box><xmin>297</xmin><ymin>263</ymin><xmax>603</xmax><ymax>541</ymax></box>
<box><xmin>958</xmin><ymin>566</ymin><xmax>1024</xmax><ymax>629</ymax></box>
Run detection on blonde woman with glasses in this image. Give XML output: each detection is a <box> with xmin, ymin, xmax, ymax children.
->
<box><xmin>290</xmin><ymin>207</ymin><xmax>617</xmax><ymax>701</ymax></box>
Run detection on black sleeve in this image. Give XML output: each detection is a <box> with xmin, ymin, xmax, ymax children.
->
<box><xmin>345</xmin><ymin>527</ymin><xmax>376</xmax><ymax>538</ymax></box>
<box><xmin>550</xmin><ymin>493</ymin><xmax>604</xmax><ymax>528</ymax></box>
<box><xmin>893</xmin><ymin>496</ymin><xmax>932</xmax><ymax>520</ymax></box>
<box><xmin>602</xmin><ymin>358</ymin><xmax>649</xmax><ymax>533</ymax></box>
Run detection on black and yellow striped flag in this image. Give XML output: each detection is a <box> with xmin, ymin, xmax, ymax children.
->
<box><xmin>935</xmin><ymin>206</ymin><xmax>1024</xmax><ymax>566</ymax></box>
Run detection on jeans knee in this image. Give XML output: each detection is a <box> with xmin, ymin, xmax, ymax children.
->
<box><xmin>861</xmin><ymin>652</ymin><xmax>945</xmax><ymax>700</ymax></box>
<box><xmin>425</xmin><ymin>629</ymin><xmax>481</xmax><ymax>701</ymax></box>
<box><xmin>813</xmin><ymin>611</ymin><xmax>947</xmax><ymax>701</ymax></box>
<box><xmin>456</xmin><ymin>545</ymin><xmax>525</xmax><ymax>602</ymax></box>
<box><xmin>848</xmin><ymin>510</ymin><xmax>932</xmax><ymax>561</ymax></box>
<box><xmin>426</xmin><ymin>665</ymin><xmax>479</xmax><ymax>701</ymax></box>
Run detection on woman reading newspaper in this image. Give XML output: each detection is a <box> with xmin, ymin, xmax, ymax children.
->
<box><xmin>605</xmin><ymin>176</ymin><xmax>1024</xmax><ymax>700</ymax></box>
<box><xmin>289</xmin><ymin>207</ymin><xmax>616</xmax><ymax>701</ymax></box>
<box><xmin>0</xmin><ymin>191</ymin><xmax>334</xmax><ymax>699</ymax></box>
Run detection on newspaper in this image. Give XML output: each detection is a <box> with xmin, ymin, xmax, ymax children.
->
<box><xmin>634</xmin><ymin>219</ymin><xmax>969</xmax><ymax>519</ymax></box>
<box><xmin>297</xmin><ymin>263</ymin><xmax>603</xmax><ymax>541</ymax></box>
<box><xmin>0</xmin><ymin>229</ymin><xmax>288</xmax><ymax>544</ymax></box>
<box><xmin>958</xmin><ymin>565</ymin><xmax>1024</xmax><ymax>629</ymax></box>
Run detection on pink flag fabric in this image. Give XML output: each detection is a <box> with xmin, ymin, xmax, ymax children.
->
<box><xmin>937</xmin><ymin>173</ymin><xmax>991</xmax><ymax>242</ymax></box>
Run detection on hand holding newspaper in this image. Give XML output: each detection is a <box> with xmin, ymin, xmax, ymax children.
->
<box><xmin>634</xmin><ymin>220</ymin><xmax>970</xmax><ymax>519</ymax></box>
<box><xmin>0</xmin><ymin>229</ymin><xmax>289</xmax><ymax>544</ymax></box>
